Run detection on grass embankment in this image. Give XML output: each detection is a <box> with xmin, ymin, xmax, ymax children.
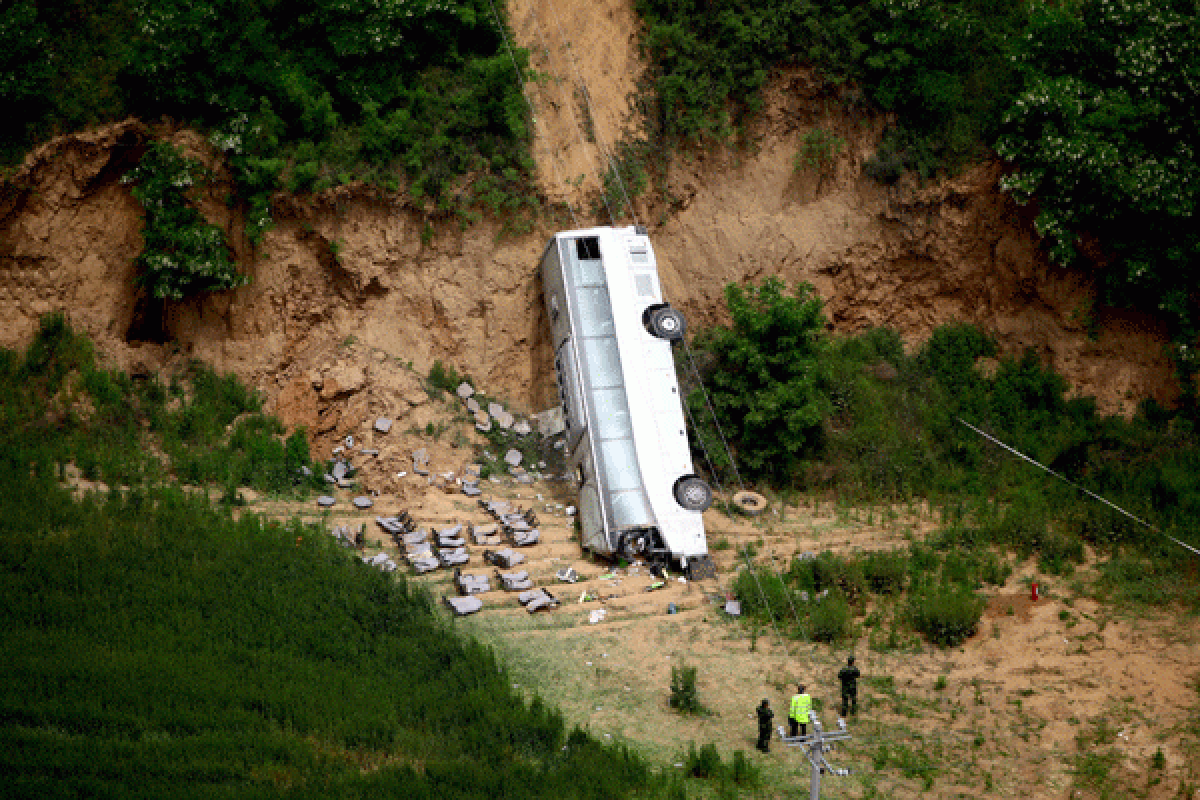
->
<box><xmin>0</xmin><ymin>317</ymin><xmax>670</xmax><ymax>798</ymax></box>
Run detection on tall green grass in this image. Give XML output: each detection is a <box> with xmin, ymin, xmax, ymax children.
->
<box><xmin>0</xmin><ymin>483</ymin><xmax>661</xmax><ymax>797</ymax></box>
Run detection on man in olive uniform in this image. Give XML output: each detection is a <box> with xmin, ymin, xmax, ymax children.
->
<box><xmin>838</xmin><ymin>656</ymin><xmax>861</xmax><ymax>717</ymax></box>
<box><xmin>788</xmin><ymin>683</ymin><xmax>812</xmax><ymax>737</ymax></box>
<box><xmin>755</xmin><ymin>698</ymin><xmax>774</xmax><ymax>753</ymax></box>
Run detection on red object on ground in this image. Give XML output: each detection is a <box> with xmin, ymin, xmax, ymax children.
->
<box><xmin>1031</xmin><ymin>582</ymin><xmax>1039</xmax><ymax>601</ymax></box>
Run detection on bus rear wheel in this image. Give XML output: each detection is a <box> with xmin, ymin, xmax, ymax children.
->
<box><xmin>673</xmin><ymin>476</ymin><xmax>713</xmax><ymax>512</ymax></box>
<box><xmin>648</xmin><ymin>307</ymin><xmax>686</xmax><ymax>341</ymax></box>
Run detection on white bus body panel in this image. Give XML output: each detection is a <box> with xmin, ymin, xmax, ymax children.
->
<box><xmin>540</xmin><ymin>226</ymin><xmax>707</xmax><ymax>562</ymax></box>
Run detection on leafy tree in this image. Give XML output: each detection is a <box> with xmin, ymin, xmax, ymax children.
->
<box><xmin>122</xmin><ymin>141</ymin><xmax>248</xmax><ymax>300</ymax></box>
<box><xmin>997</xmin><ymin>0</ymin><xmax>1200</xmax><ymax>333</ymax></box>
<box><xmin>689</xmin><ymin>278</ymin><xmax>830</xmax><ymax>481</ymax></box>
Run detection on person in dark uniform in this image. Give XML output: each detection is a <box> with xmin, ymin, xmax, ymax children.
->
<box><xmin>838</xmin><ymin>656</ymin><xmax>861</xmax><ymax>717</ymax></box>
<box><xmin>756</xmin><ymin>698</ymin><xmax>774</xmax><ymax>752</ymax></box>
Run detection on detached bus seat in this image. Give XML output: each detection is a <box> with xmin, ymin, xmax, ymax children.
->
<box><xmin>496</xmin><ymin>570</ymin><xmax>533</xmax><ymax>591</ymax></box>
<box><xmin>437</xmin><ymin>532</ymin><xmax>467</xmax><ymax>548</ymax></box>
<box><xmin>511</xmin><ymin>529</ymin><xmax>540</xmax><ymax>547</ymax></box>
<box><xmin>411</xmin><ymin>556</ymin><xmax>440</xmax><ymax>574</ymax></box>
<box><xmin>484</xmin><ymin>548</ymin><xmax>526</xmax><ymax>568</ymax></box>
<box><xmin>401</xmin><ymin>529</ymin><xmax>428</xmax><ymax>546</ymax></box>
<box><xmin>471</xmin><ymin>523</ymin><xmax>499</xmax><ymax>545</ymax></box>
<box><xmin>454</xmin><ymin>570</ymin><xmax>491</xmax><ymax>595</ymax></box>
<box><xmin>519</xmin><ymin>588</ymin><xmax>558</xmax><ymax>613</ymax></box>
<box><xmin>405</xmin><ymin>542</ymin><xmax>432</xmax><ymax>559</ymax></box>
<box><xmin>444</xmin><ymin>595</ymin><xmax>483</xmax><ymax>616</ymax></box>
<box><xmin>438</xmin><ymin>547</ymin><xmax>469</xmax><ymax>567</ymax></box>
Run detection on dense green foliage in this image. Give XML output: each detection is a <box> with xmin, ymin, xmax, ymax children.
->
<box><xmin>635</xmin><ymin>0</ymin><xmax>1199</xmax><ymax>331</ymax></box>
<box><xmin>997</xmin><ymin>0</ymin><xmax>1200</xmax><ymax>334</ymax></box>
<box><xmin>696</xmin><ymin>281</ymin><xmax>1200</xmax><ymax>611</ymax></box>
<box><xmin>635</xmin><ymin>0</ymin><xmax>1023</xmax><ymax>165</ymax></box>
<box><xmin>1</xmin><ymin>0</ymin><xmax>535</xmax><ymax>219</ymax></box>
<box><xmin>1</xmin><ymin>314</ymin><xmax>318</xmax><ymax>493</ymax></box>
<box><xmin>123</xmin><ymin>141</ymin><xmax>248</xmax><ymax>299</ymax></box>
<box><xmin>734</xmin><ymin>539</ymin><xmax>1002</xmax><ymax>647</ymax></box>
<box><xmin>687</xmin><ymin>278</ymin><xmax>829</xmax><ymax>481</ymax></box>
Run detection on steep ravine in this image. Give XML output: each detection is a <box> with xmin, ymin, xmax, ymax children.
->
<box><xmin>0</xmin><ymin>8</ymin><xmax>1176</xmax><ymax>443</ymax></box>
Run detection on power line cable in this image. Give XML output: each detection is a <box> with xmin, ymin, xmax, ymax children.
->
<box><xmin>484</xmin><ymin>0</ymin><xmax>581</xmax><ymax>228</ymax></box>
<box><xmin>959</xmin><ymin>418</ymin><xmax>1200</xmax><ymax>558</ymax></box>
<box><xmin>524</xmin><ymin>3</ymin><xmax>617</xmax><ymax>226</ymax></box>
<box><xmin>678</xmin><ymin>374</ymin><xmax>789</xmax><ymax>652</ymax></box>
<box><xmin>539</xmin><ymin>0</ymin><xmax>640</xmax><ymax>226</ymax></box>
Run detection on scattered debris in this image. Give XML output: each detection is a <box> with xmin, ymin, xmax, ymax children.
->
<box><xmin>344</xmin><ymin>435</ymin><xmax>355</xmax><ymax>449</ymax></box>
<box><xmin>456</xmin><ymin>382</ymin><xmax>475</xmax><ymax>399</ymax></box>
<box><xmin>588</xmin><ymin>609</ymin><xmax>607</xmax><ymax>624</ymax></box>
<box><xmin>445</xmin><ymin>595</ymin><xmax>482</xmax><ymax>615</ymax></box>
<box><xmin>497</xmin><ymin>569</ymin><xmax>533</xmax><ymax>591</ymax></box>
<box><xmin>533</xmin><ymin>407</ymin><xmax>566</xmax><ymax>436</ymax></box>
<box><xmin>504</xmin><ymin>448</ymin><xmax>523</xmax><ymax>467</ymax></box>
<box><xmin>454</xmin><ymin>570</ymin><xmax>491</xmax><ymax>595</ymax></box>
<box><xmin>484</xmin><ymin>548</ymin><xmax>526</xmax><ymax>568</ymax></box>
<box><xmin>374</xmin><ymin>417</ymin><xmax>393</xmax><ymax>434</ymax></box>
<box><xmin>363</xmin><ymin>552</ymin><xmax>398</xmax><ymax>572</ymax></box>
<box><xmin>512</xmin><ymin>420</ymin><xmax>532</xmax><ymax>436</ymax></box>
<box><xmin>555</xmin><ymin>567</ymin><xmax>578</xmax><ymax>584</ymax></box>
<box><xmin>732</xmin><ymin>490</ymin><xmax>768</xmax><ymax>516</ymax></box>
<box><xmin>466</xmin><ymin>397</ymin><xmax>481</xmax><ymax>413</ymax></box>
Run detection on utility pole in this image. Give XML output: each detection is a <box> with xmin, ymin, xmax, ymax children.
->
<box><xmin>779</xmin><ymin>710</ymin><xmax>853</xmax><ymax>800</ymax></box>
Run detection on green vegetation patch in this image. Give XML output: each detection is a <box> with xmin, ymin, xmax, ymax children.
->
<box><xmin>1</xmin><ymin>314</ymin><xmax>319</xmax><ymax>494</ymax></box>
<box><xmin>635</xmin><ymin>0</ymin><xmax>1200</xmax><ymax>336</ymax></box>
<box><xmin>695</xmin><ymin>280</ymin><xmax>1200</xmax><ymax>613</ymax></box>
<box><xmin>2</xmin><ymin>0</ymin><xmax>538</xmax><ymax>225</ymax></box>
<box><xmin>0</xmin><ymin>319</ymin><xmax>666</xmax><ymax>799</ymax></box>
<box><xmin>0</xmin><ymin>485</ymin><xmax>658</xmax><ymax>798</ymax></box>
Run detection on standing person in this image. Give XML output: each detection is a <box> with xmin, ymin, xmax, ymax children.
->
<box><xmin>756</xmin><ymin>698</ymin><xmax>774</xmax><ymax>753</ymax></box>
<box><xmin>788</xmin><ymin>683</ymin><xmax>812</xmax><ymax>737</ymax></box>
<box><xmin>838</xmin><ymin>656</ymin><xmax>861</xmax><ymax>717</ymax></box>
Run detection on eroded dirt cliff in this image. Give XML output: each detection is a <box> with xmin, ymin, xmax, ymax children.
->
<box><xmin>0</xmin><ymin>0</ymin><xmax>1177</xmax><ymax>440</ymax></box>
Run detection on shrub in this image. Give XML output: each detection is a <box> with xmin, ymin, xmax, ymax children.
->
<box><xmin>689</xmin><ymin>278</ymin><xmax>829</xmax><ymax>481</ymax></box>
<box><xmin>428</xmin><ymin>360</ymin><xmax>467</xmax><ymax>394</ymax></box>
<box><xmin>669</xmin><ymin>665</ymin><xmax>704</xmax><ymax>714</ymax></box>
<box><xmin>807</xmin><ymin>590</ymin><xmax>852</xmax><ymax>643</ymax></box>
<box><xmin>729</xmin><ymin>749</ymin><xmax>761</xmax><ymax>786</ymax></box>
<box><xmin>122</xmin><ymin>142</ymin><xmax>247</xmax><ymax>300</ymax></box>
<box><xmin>861</xmin><ymin>550</ymin><xmax>908</xmax><ymax>594</ymax></box>
<box><xmin>908</xmin><ymin>586</ymin><xmax>985</xmax><ymax>646</ymax></box>
<box><xmin>685</xmin><ymin>742</ymin><xmax>723</xmax><ymax>778</ymax></box>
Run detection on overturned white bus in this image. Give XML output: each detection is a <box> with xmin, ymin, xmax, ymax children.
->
<box><xmin>540</xmin><ymin>225</ymin><xmax>715</xmax><ymax>577</ymax></box>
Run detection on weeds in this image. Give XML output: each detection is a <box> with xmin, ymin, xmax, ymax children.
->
<box><xmin>669</xmin><ymin>665</ymin><xmax>706</xmax><ymax>714</ymax></box>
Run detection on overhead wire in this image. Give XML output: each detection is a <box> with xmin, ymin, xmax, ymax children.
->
<box><xmin>679</xmin><ymin>336</ymin><xmax>814</xmax><ymax>657</ymax></box>
<box><xmin>677</xmin><ymin>376</ymin><xmax>788</xmax><ymax>652</ymax></box>
<box><xmin>524</xmin><ymin>2</ymin><xmax>618</xmax><ymax>226</ymax></box>
<box><xmin>959</xmin><ymin>417</ymin><xmax>1200</xmax><ymax>558</ymax></box>
<box><xmin>483</xmin><ymin>0</ymin><xmax>581</xmax><ymax>228</ymax></box>
<box><xmin>539</xmin><ymin>0</ymin><xmax>640</xmax><ymax>227</ymax></box>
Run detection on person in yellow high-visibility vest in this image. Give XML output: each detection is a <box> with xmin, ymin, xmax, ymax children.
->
<box><xmin>788</xmin><ymin>684</ymin><xmax>812</xmax><ymax>737</ymax></box>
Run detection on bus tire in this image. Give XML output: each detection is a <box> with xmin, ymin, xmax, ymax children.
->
<box><xmin>674</xmin><ymin>476</ymin><xmax>713</xmax><ymax>512</ymax></box>
<box><xmin>648</xmin><ymin>307</ymin><xmax>686</xmax><ymax>341</ymax></box>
